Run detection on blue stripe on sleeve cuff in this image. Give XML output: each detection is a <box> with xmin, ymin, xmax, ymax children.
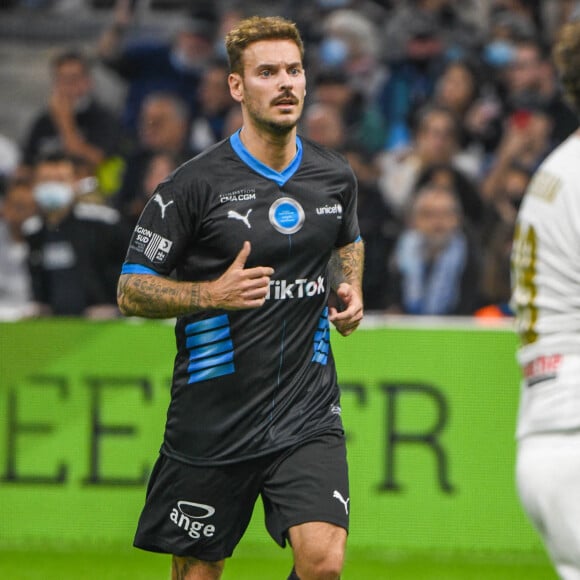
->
<box><xmin>121</xmin><ymin>263</ymin><xmax>161</xmax><ymax>276</ymax></box>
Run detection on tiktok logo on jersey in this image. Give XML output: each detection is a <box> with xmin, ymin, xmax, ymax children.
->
<box><xmin>266</xmin><ymin>276</ymin><xmax>325</xmax><ymax>300</ymax></box>
<box><xmin>169</xmin><ymin>500</ymin><xmax>216</xmax><ymax>540</ymax></box>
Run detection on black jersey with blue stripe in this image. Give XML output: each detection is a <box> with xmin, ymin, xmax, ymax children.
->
<box><xmin>122</xmin><ymin>130</ymin><xmax>360</xmax><ymax>465</ymax></box>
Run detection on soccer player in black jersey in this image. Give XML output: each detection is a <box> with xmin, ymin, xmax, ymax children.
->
<box><xmin>117</xmin><ymin>15</ymin><xmax>364</xmax><ymax>580</ymax></box>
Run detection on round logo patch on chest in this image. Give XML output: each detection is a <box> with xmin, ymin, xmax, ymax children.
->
<box><xmin>268</xmin><ymin>197</ymin><xmax>305</xmax><ymax>234</ymax></box>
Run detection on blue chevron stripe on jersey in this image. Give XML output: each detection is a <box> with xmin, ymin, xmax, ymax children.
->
<box><xmin>312</xmin><ymin>307</ymin><xmax>329</xmax><ymax>365</ymax></box>
<box><xmin>185</xmin><ymin>315</ymin><xmax>235</xmax><ymax>384</ymax></box>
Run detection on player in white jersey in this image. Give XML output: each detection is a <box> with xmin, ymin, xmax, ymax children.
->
<box><xmin>511</xmin><ymin>14</ymin><xmax>580</xmax><ymax>580</ymax></box>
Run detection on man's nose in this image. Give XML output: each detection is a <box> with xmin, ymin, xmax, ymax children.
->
<box><xmin>279</xmin><ymin>71</ymin><xmax>294</xmax><ymax>89</ymax></box>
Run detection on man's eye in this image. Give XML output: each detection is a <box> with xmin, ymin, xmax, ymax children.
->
<box><xmin>289</xmin><ymin>68</ymin><xmax>301</xmax><ymax>75</ymax></box>
<box><xmin>260</xmin><ymin>70</ymin><xmax>272</xmax><ymax>77</ymax></box>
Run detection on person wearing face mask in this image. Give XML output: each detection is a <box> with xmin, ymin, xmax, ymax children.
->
<box><xmin>97</xmin><ymin>0</ymin><xmax>218</xmax><ymax>136</ymax></box>
<box><xmin>19</xmin><ymin>49</ymin><xmax>123</xmax><ymax>178</ymax></box>
<box><xmin>22</xmin><ymin>152</ymin><xmax>131</xmax><ymax>318</ymax></box>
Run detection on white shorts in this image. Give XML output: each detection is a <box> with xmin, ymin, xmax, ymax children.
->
<box><xmin>516</xmin><ymin>431</ymin><xmax>580</xmax><ymax>580</ymax></box>
<box><xmin>516</xmin><ymin>354</ymin><xmax>580</xmax><ymax>438</ymax></box>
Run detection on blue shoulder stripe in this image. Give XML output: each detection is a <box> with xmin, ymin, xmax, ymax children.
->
<box><xmin>121</xmin><ymin>263</ymin><xmax>161</xmax><ymax>276</ymax></box>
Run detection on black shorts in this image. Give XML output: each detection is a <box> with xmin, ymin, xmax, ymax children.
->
<box><xmin>133</xmin><ymin>431</ymin><xmax>349</xmax><ymax>561</ymax></box>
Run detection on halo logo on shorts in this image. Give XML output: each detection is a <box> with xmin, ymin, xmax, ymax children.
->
<box><xmin>269</xmin><ymin>197</ymin><xmax>305</xmax><ymax>234</ymax></box>
<box><xmin>169</xmin><ymin>500</ymin><xmax>216</xmax><ymax>539</ymax></box>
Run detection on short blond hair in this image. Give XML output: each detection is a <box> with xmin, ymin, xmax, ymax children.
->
<box><xmin>553</xmin><ymin>19</ymin><xmax>580</xmax><ymax>117</ymax></box>
<box><xmin>225</xmin><ymin>16</ymin><xmax>304</xmax><ymax>76</ymax></box>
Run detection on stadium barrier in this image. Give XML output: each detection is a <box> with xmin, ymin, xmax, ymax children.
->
<box><xmin>0</xmin><ymin>317</ymin><xmax>543</xmax><ymax>554</ymax></box>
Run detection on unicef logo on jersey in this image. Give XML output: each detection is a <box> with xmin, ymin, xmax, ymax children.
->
<box><xmin>269</xmin><ymin>197</ymin><xmax>305</xmax><ymax>235</ymax></box>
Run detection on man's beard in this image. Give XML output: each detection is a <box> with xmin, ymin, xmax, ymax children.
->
<box><xmin>245</xmin><ymin>94</ymin><xmax>301</xmax><ymax>136</ymax></box>
<box><xmin>258</xmin><ymin>116</ymin><xmax>297</xmax><ymax>136</ymax></box>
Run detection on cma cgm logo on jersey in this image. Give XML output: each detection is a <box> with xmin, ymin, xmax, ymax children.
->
<box><xmin>269</xmin><ymin>197</ymin><xmax>305</xmax><ymax>234</ymax></box>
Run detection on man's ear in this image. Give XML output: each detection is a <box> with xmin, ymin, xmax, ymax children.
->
<box><xmin>228</xmin><ymin>73</ymin><xmax>243</xmax><ymax>103</ymax></box>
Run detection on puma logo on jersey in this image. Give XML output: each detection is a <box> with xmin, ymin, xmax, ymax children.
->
<box><xmin>152</xmin><ymin>193</ymin><xmax>174</xmax><ymax>219</ymax></box>
<box><xmin>333</xmin><ymin>490</ymin><xmax>350</xmax><ymax>515</ymax></box>
<box><xmin>227</xmin><ymin>209</ymin><xmax>252</xmax><ymax>229</ymax></box>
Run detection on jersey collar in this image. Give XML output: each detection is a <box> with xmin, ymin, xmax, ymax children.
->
<box><xmin>230</xmin><ymin>129</ymin><xmax>303</xmax><ymax>187</ymax></box>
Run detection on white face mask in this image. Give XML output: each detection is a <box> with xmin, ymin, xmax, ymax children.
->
<box><xmin>33</xmin><ymin>181</ymin><xmax>74</xmax><ymax>211</ymax></box>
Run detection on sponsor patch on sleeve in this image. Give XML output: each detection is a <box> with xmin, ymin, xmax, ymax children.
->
<box><xmin>131</xmin><ymin>226</ymin><xmax>173</xmax><ymax>264</ymax></box>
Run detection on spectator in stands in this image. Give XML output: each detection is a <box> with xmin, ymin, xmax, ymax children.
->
<box><xmin>112</xmin><ymin>91</ymin><xmax>193</xmax><ymax>223</ymax></box>
<box><xmin>97</xmin><ymin>0</ymin><xmax>218</xmax><ymax>134</ymax></box>
<box><xmin>488</xmin><ymin>0</ymin><xmax>540</xmax><ymax>41</ymax></box>
<box><xmin>380</xmin><ymin>0</ymin><xmax>480</xmax><ymax>65</ymax></box>
<box><xmin>0</xmin><ymin>177</ymin><xmax>37</xmax><ymax>320</ymax></box>
<box><xmin>517</xmin><ymin>39</ymin><xmax>578</xmax><ymax>145</ymax></box>
<box><xmin>189</xmin><ymin>58</ymin><xmax>237</xmax><ymax>155</ymax></box>
<box><xmin>302</xmin><ymin>102</ymin><xmax>346</xmax><ymax>151</ymax></box>
<box><xmin>431</xmin><ymin>58</ymin><xmax>500</xmax><ymax>178</ymax></box>
<box><xmin>23</xmin><ymin>152</ymin><xmax>130</xmax><ymax>318</ymax></box>
<box><xmin>385</xmin><ymin>183</ymin><xmax>481</xmax><ymax>315</ymax></box>
<box><xmin>318</xmin><ymin>8</ymin><xmax>387</xmax><ymax>103</ymax></box>
<box><xmin>311</xmin><ymin>69</ymin><xmax>387</xmax><ymax>154</ymax></box>
<box><xmin>19</xmin><ymin>48</ymin><xmax>123</xmax><ymax>177</ymax></box>
<box><xmin>124</xmin><ymin>151</ymin><xmax>179</xmax><ymax>227</ymax></box>
<box><xmin>414</xmin><ymin>162</ymin><xmax>485</xmax><ymax>233</ymax></box>
<box><xmin>478</xmin><ymin>161</ymin><xmax>531</xmax><ymax>314</ymax></box>
<box><xmin>433</xmin><ymin>60</ymin><xmax>480</xmax><ymax>128</ymax></box>
<box><xmin>341</xmin><ymin>140</ymin><xmax>401</xmax><ymax>311</ymax></box>
<box><xmin>484</xmin><ymin>34</ymin><xmax>576</xmax><ymax>152</ymax></box>
<box><xmin>480</xmin><ymin>103</ymin><xmax>553</xmax><ymax>203</ymax></box>
<box><xmin>376</xmin><ymin>104</ymin><xmax>484</xmax><ymax>227</ymax></box>
<box><xmin>0</xmin><ymin>133</ymin><xmax>20</xmax><ymax>197</ymax></box>
<box><xmin>375</xmin><ymin>0</ymin><xmax>480</xmax><ymax>151</ymax></box>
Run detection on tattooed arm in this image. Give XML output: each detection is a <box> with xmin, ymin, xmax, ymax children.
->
<box><xmin>328</xmin><ymin>240</ymin><xmax>364</xmax><ymax>336</ymax></box>
<box><xmin>117</xmin><ymin>241</ymin><xmax>274</xmax><ymax>318</ymax></box>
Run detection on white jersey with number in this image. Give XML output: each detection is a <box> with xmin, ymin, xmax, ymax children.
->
<box><xmin>511</xmin><ymin>133</ymin><xmax>580</xmax><ymax>438</ymax></box>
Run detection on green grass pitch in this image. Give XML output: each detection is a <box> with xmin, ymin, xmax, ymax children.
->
<box><xmin>0</xmin><ymin>544</ymin><xmax>557</xmax><ymax>579</ymax></box>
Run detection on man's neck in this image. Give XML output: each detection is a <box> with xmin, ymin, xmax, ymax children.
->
<box><xmin>238</xmin><ymin>125</ymin><xmax>297</xmax><ymax>173</ymax></box>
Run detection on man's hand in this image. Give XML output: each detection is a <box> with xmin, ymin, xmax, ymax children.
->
<box><xmin>49</xmin><ymin>88</ymin><xmax>74</xmax><ymax>127</ymax></box>
<box><xmin>328</xmin><ymin>282</ymin><xmax>363</xmax><ymax>336</ymax></box>
<box><xmin>208</xmin><ymin>241</ymin><xmax>274</xmax><ymax>310</ymax></box>
<box><xmin>118</xmin><ymin>242</ymin><xmax>273</xmax><ymax>318</ymax></box>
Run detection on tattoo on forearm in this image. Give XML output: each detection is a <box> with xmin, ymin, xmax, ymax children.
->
<box><xmin>117</xmin><ymin>274</ymin><xmax>210</xmax><ymax>319</ymax></box>
<box><xmin>328</xmin><ymin>251</ymin><xmax>346</xmax><ymax>290</ymax></box>
<box><xmin>329</xmin><ymin>241</ymin><xmax>364</xmax><ymax>291</ymax></box>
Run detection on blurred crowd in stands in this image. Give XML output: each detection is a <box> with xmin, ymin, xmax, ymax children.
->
<box><xmin>0</xmin><ymin>0</ymin><xmax>578</xmax><ymax>320</ymax></box>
